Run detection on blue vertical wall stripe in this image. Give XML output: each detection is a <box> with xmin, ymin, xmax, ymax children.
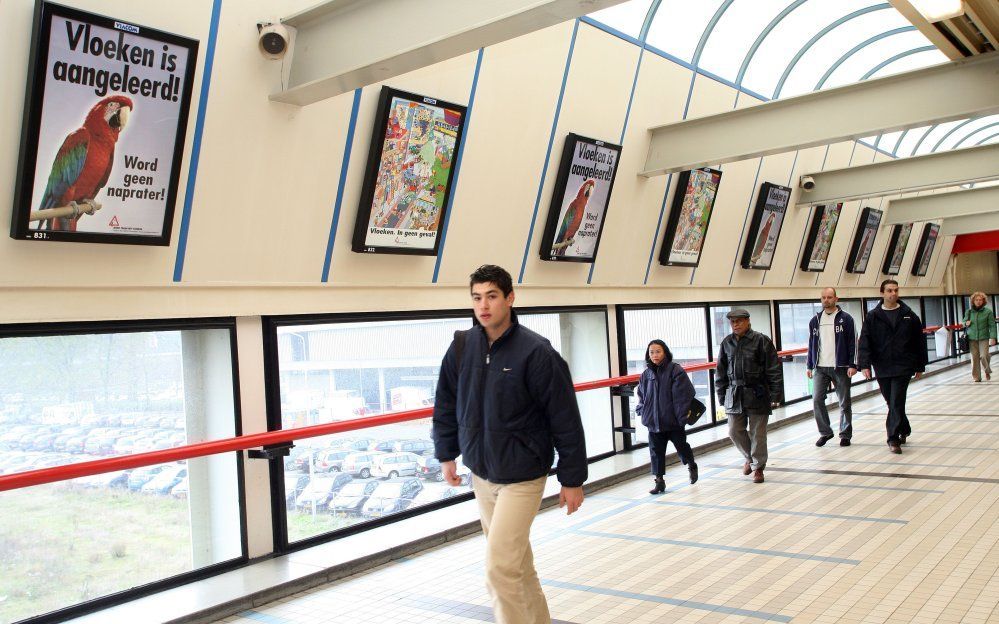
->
<box><xmin>433</xmin><ymin>48</ymin><xmax>485</xmax><ymax>283</ymax></box>
<box><xmin>585</xmin><ymin>46</ymin><xmax>645</xmax><ymax>285</ymax></box>
<box><xmin>172</xmin><ymin>0</ymin><xmax>223</xmax><ymax>282</ymax></box>
<box><xmin>321</xmin><ymin>88</ymin><xmax>363</xmax><ymax>282</ymax></box>
<box><xmin>518</xmin><ymin>19</ymin><xmax>580</xmax><ymax>284</ymax></box>
<box><xmin>643</xmin><ymin>173</ymin><xmax>674</xmax><ymax>284</ymax></box>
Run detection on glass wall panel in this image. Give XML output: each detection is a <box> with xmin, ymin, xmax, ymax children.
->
<box><xmin>776</xmin><ymin>299</ymin><xmax>864</xmax><ymax>403</ymax></box>
<box><xmin>276</xmin><ymin>309</ymin><xmax>611</xmax><ymax>545</ymax></box>
<box><xmin>0</xmin><ymin>327</ymin><xmax>241</xmax><ymax>624</ymax></box>
<box><xmin>709</xmin><ymin>303</ymin><xmax>772</xmax><ymax>347</ymax></box>
<box><xmin>923</xmin><ymin>296</ymin><xmax>948</xmax><ymax>361</ymax></box>
<box><xmin>621</xmin><ymin>307</ymin><xmax>710</xmax><ymax>444</ymax></box>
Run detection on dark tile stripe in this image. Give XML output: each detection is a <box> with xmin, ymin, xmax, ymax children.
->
<box><xmin>762</xmin><ymin>466</ymin><xmax>999</xmax><ymax>484</ymax></box>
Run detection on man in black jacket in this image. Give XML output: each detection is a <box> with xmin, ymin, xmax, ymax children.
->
<box><xmin>432</xmin><ymin>265</ymin><xmax>586</xmax><ymax>624</ymax></box>
<box><xmin>858</xmin><ymin>279</ymin><xmax>928</xmax><ymax>454</ymax></box>
<box><xmin>715</xmin><ymin>308</ymin><xmax>783</xmax><ymax>484</ymax></box>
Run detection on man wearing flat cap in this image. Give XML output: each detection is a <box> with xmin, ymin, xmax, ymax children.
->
<box><xmin>715</xmin><ymin>308</ymin><xmax>783</xmax><ymax>483</ymax></box>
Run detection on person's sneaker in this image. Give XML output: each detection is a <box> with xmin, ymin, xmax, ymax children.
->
<box><xmin>742</xmin><ymin>461</ymin><xmax>752</xmax><ymax>476</ymax></box>
<box><xmin>649</xmin><ymin>477</ymin><xmax>666</xmax><ymax>495</ymax></box>
<box><xmin>752</xmin><ymin>468</ymin><xmax>765</xmax><ymax>483</ymax></box>
<box><xmin>689</xmin><ymin>464</ymin><xmax>699</xmax><ymax>484</ymax></box>
<box><xmin>888</xmin><ymin>441</ymin><xmax>902</xmax><ymax>454</ymax></box>
<box><xmin>816</xmin><ymin>434</ymin><xmax>835</xmax><ymax>447</ymax></box>
<box><xmin>899</xmin><ymin>434</ymin><xmax>907</xmax><ymax>445</ymax></box>
<box><xmin>840</xmin><ymin>438</ymin><xmax>851</xmax><ymax>447</ymax></box>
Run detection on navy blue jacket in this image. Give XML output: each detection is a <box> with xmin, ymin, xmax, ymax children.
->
<box><xmin>858</xmin><ymin>302</ymin><xmax>928</xmax><ymax>377</ymax></box>
<box><xmin>635</xmin><ymin>359</ymin><xmax>695</xmax><ymax>432</ymax></box>
<box><xmin>806</xmin><ymin>308</ymin><xmax>857</xmax><ymax>370</ymax></box>
<box><xmin>431</xmin><ymin>311</ymin><xmax>588</xmax><ymax>487</ymax></box>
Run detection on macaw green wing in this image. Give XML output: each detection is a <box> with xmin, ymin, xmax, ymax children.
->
<box><xmin>556</xmin><ymin>205</ymin><xmax>576</xmax><ymax>243</ymax></box>
<box><xmin>38</xmin><ymin>129</ymin><xmax>89</xmax><ymax>210</ymax></box>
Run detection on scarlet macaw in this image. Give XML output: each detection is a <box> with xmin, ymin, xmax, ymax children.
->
<box><xmin>36</xmin><ymin>95</ymin><xmax>133</xmax><ymax>231</ymax></box>
<box><xmin>553</xmin><ymin>179</ymin><xmax>595</xmax><ymax>256</ymax></box>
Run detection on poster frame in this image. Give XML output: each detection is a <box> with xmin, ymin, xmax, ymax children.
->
<box><xmin>911</xmin><ymin>222</ymin><xmax>940</xmax><ymax>277</ymax></box>
<box><xmin>799</xmin><ymin>203</ymin><xmax>843</xmax><ymax>272</ymax></box>
<box><xmin>350</xmin><ymin>85</ymin><xmax>467</xmax><ymax>256</ymax></box>
<box><xmin>740</xmin><ymin>181</ymin><xmax>791</xmax><ymax>270</ymax></box>
<box><xmin>10</xmin><ymin>1</ymin><xmax>199</xmax><ymax>245</ymax></box>
<box><xmin>845</xmin><ymin>206</ymin><xmax>883</xmax><ymax>274</ymax></box>
<box><xmin>881</xmin><ymin>222</ymin><xmax>913</xmax><ymax>275</ymax></box>
<box><xmin>657</xmin><ymin>167</ymin><xmax>723</xmax><ymax>268</ymax></box>
<box><xmin>538</xmin><ymin>133</ymin><xmax>622</xmax><ymax>263</ymax></box>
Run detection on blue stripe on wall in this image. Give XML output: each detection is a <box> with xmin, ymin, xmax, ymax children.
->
<box><xmin>433</xmin><ymin>48</ymin><xmax>485</xmax><ymax>283</ymax></box>
<box><xmin>321</xmin><ymin>88</ymin><xmax>363</xmax><ymax>282</ymax></box>
<box><xmin>172</xmin><ymin>0</ymin><xmax>223</xmax><ymax>283</ymax></box>
<box><xmin>518</xmin><ymin>19</ymin><xmax>580</xmax><ymax>284</ymax></box>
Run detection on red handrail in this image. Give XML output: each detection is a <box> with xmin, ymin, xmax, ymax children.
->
<box><xmin>0</xmin><ymin>345</ymin><xmax>801</xmax><ymax>492</ymax></box>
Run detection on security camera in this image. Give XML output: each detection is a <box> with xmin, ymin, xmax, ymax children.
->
<box><xmin>799</xmin><ymin>175</ymin><xmax>816</xmax><ymax>191</ymax></box>
<box><xmin>257</xmin><ymin>22</ymin><xmax>290</xmax><ymax>60</ymax></box>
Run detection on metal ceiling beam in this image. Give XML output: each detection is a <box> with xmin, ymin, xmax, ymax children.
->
<box><xmin>641</xmin><ymin>51</ymin><xmax>999</xmax><ymax>177</ymax></box>
<box><xmin>938</xmin><ymin>212</ymin><xmax>999</xmax><ymax>236</ymax></box>
<box><xmin>884</xmin><ymin>185</ymin><xmax>999</xmax><ymax>226</ymax></box>
<box><xmin>269</xmin><ymin>0</ymin><xmax>627</xmax><ymax>106</ymax></box>
<box><xmin>796</xmin><ymin>143</ymin><xmax>999</xmax><ymax>205</ymax></box>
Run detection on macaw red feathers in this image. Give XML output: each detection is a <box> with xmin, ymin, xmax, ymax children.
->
<box><xmin>553</xmin><ymin>179</ymin><xmax>596</xmax><ymax>256</ymax></box>
<box><xmin>37</xmin><ymin>95</ymin><xmax>133</xmax><ymax>231</ymax></box>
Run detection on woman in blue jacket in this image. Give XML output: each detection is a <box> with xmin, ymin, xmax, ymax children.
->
<box><xmin>635</xmin><ymin>340</ymin><xmax>698</xmax><ymax>494</ymax></box>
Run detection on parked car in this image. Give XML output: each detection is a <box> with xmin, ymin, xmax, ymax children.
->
<box><xmin>314</xmin><ymin>449</ymin><xmax>352</xmax><ymax>473</ymax></box>
<box><xmin>294</xmin><ymin>473</ymin><xmax>354</xmax><ymax>512</ymax></box>
<box><xmin>392</xmin><ymin>439</ymin><xmax>435</xmax><ymax>456</ymax></box>
<box><xmin>71</xmin><ymin>470</ymin><xmax>131</xmax><ymax>489</ymax></box>
<box><xmin>284</xmin><ymin>472</ymin><xmax>310</xmax><ymax>510</ymax></box>
<box><xmin>370</xmin><ymin>452</ymin><xmax>421</xmax><ymax>479</ymax></box>
<box><xmin>141</xmin><ymin>466</ymin><xmax>188</xmax><ymax>494</ymax></box>
<box><xmin>340</xmin><ymin>451</ymin><xmax>384</xmax><ymax>479</ymax></box>
<box><xmin>170</xmin><ymin>477</ymin><xmax>189</xmax><ymax>498</ymax></box>
<box><xmin>127</xmin><ymin>465</ymin><xmax>168</xmax><ymax>490</ymax></box>
<box><xmin>361</xmin><ymin>478</ymin><xmax>424</xmax><ymax>518</ymax></box>
<box><xmin>328</xmin><ymin>480</ymin><xmax>381</xmax><ymax>516</ymax></box>
<box><xmin>368</xmin><ymin>439</ymin><xmax>400</xmax><ymax>453</ymax></box>
<box><xmin>414</xmin><ymin>456</ymin><xmax>471</xmax><ymax>484</ymax></box>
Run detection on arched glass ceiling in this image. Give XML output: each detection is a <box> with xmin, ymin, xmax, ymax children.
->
<box><xmin>582</xmin><ymin>0</ymin><xmax>997</xmax><ymax>156</ymax></box>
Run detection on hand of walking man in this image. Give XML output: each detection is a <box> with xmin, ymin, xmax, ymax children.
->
<box><xmin>847</xmin><ymin>367</ymin><xmax>857</xmax><ymax>377</ymax></box>
<box><xmin>914</xmin><ymin>372</ymin><xmax>923</xmax><ymax>380</ymax></box>
<box><xmin>559</xmin><ymin>486</ymin><xmax>583</xmax><ymax>515</ymax></box>
<box><xmin>806</xmin><ymin>369</ymin><xmax>813</xmax><ymax>379</ymax></box>
<box><xmin>862</xmin><ymin>368</ymin><xmax>872</xmax><ymax>380</ymax></box>
<box><xmin>441</xmin><ymin>460</ymin><xmax>462</xmax><ymax>486</ymax></box>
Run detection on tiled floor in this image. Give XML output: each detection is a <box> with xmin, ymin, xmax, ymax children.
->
<box><xmin>219</xmin><ymin>369</ymin><xmax>999</xmax><ymax>623</ymax></box>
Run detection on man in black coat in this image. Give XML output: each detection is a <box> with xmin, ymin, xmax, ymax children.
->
<box><xmin>432</xmin><ymin>265</ymin><xmax>586</xmax><ymax>624</ymax></box>
<box><xmin>715</xmin><ymin>308</ymin><xmax>783</xmax><ymax>484</ymax></box>
<box><xmin>858</xmin><ymin>279</ymin><xmax>928</xmax><ymax>454</ymax></box>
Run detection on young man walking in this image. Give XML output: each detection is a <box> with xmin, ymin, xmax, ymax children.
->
<box><xmin>716</xmin><ymin>308</ymin><xmax>783</xmax><ymax>484</ymax></box>
<box><xmin>858</xmin><ymin>279</ymin><xmax>928</xmax><ymax>454</ymax></box>
<box><xmin>806</xmin><ymin>287</ymin><xmax>858</xmax><ymax>447</ymax></box>
<box><xmin>432</xmin><ymin>264</ymin><xmax>587</xmax><ymax>624</ymax></box>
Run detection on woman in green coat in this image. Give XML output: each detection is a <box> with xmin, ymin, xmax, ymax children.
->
<box><xmin>963</xmin><ymin>291</ymin><xmax>997</xmax><ymax>382</ymax></box>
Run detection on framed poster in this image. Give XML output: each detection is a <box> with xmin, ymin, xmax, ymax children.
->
<box><xmin>799</xmin><ymin>203</ymin><xmax>843</xmax><ymax>272</ymax></box>
<box><xmin>351</xmin><ymin>86</ymin><xmax>467</xmax><ymax>255</ymax></box>
<box><xmin>658</xmin><ymin>167</ymin><xmax>722</xmax><ymax>267</ymax></box>
<box><xmin>911</xmin><ymin>223</ymin><xmax>940</xmax><ymax>277</ymax></box>
<box><xmin>10</xmin><ymin>2</ymin><xmax>198</xmax><ymax>245</ymax></box>
<box><xmin>845</xmin><ymin>207</ymin><xmax>883</xmax><ymax>274</ymax></box>
<box><xmin>740</xmin><ymin>182</ymin><xmax>791</xmax><ymax>270</ymax></box>
<box><xmin>881</xmin><ymin>223</ymin><xmax>913</xmax><ymax>275</ymax></box>
<box><xmin>539</xmin><ymin>133</ymin><xmax>621</xmax><ymax>262</ymax></box>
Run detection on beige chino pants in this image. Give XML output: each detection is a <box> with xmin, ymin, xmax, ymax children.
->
<box><xmin>969</xmin><ymin>339</ymin><xmax>992</xmax><ymax>381</ymax></box>
<box><xmin>472</xmin><ymin>473</ymin><xmax>550</xmax><ymax>624</ymax></box>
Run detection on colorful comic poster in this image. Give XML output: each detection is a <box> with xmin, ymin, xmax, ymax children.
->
<box><xmin>352</xmin><ymin>87</ymin><xmax>466</xmax><ymax>255</ymax></box>
<box><xmin>912</xmin><ymin>223</ymin><xmax>940</xmax><ymax>276</ymax></box>
<box><xmin>659</xmin><ymin>168</ymin><xmax>723</xmax><ymax>267</ymax></box>
<box><xmin>741</xmin><ymin>182</ymin><xmax>790</xmax><ymax>270</ymax></box>
<box><xmin>540</xmin><ymin>134</ymin><xmax>621</xmax><ymax>262</ymax></box>
<box><xmin>801</xmin><ymin>203</ymin><xmax>842</xmax><ymax>272</ymax></box>
<box><xmin>883</xmin><ymin>223</ymin><xmax>913</xmax><ymax>275</ymax></box>
<box><xmin>11</xmin><ymin>2</ymin><xmax>198</xmax><ymax>245</ymax></box>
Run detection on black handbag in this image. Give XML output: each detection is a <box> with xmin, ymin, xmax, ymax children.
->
<box><xmin>687</xmin><ymin>397</ymin><xmax>707</xmax><ymax>425</ymax></box>
<box><xmin>958</xmin><ymin>333</ymin><xmax>969</xmax><ymax>352</ymax></box>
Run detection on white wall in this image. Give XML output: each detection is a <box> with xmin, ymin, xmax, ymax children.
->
<box><xmin>0</xmin><ymin>2</ymin><xmax>952</xmax><ymax>324</ymax></box>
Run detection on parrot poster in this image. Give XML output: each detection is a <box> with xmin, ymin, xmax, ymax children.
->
<box><xmin>36</xmin><ymin>96</ymin><xmax>133</xmax><ymax>231</ymax></box>
<box><xmin>541</xmin><ymin>134</ymin><xmax>622</xmax><ymax>262</ymax></box>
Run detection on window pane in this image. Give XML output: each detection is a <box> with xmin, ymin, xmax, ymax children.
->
<box><xmin>622</xmin><ymin>307</ymin><xmax>710</xmax><ymax>444</ymax></box>
<box><xmin>0</xmin><ymin>328</ymin><xmax>241</xmax><ymax>623</ymax></box>
<box><xmin>277</xmin><ymin>310</ymin><xmax>610</xmax><ymax>545</ymax></box>
<box><xmin>644</xmin><ymin>0</ymin><xmax>725</xmax><ymax>63</ymax></box>
<box><xmin>586</xmin><ymin>0</ymin><xmax>654</xmax><ymax>39</ymax></box>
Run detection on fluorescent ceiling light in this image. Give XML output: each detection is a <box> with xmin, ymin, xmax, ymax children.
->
<box><xmin>910</xmin><ymin>0</ymin><xmax>965</xmax><ymax>22</ymax></box>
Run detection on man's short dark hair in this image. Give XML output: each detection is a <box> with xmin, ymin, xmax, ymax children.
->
<box><xmin>470</xmin><ymin>265</ymin><xmax>513</xmax><ymax>297</ymax></box>
<box><xmin>880</xmin><ymin>279</ymin><xmax>899</xmax><ymax>293</ymax></box>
